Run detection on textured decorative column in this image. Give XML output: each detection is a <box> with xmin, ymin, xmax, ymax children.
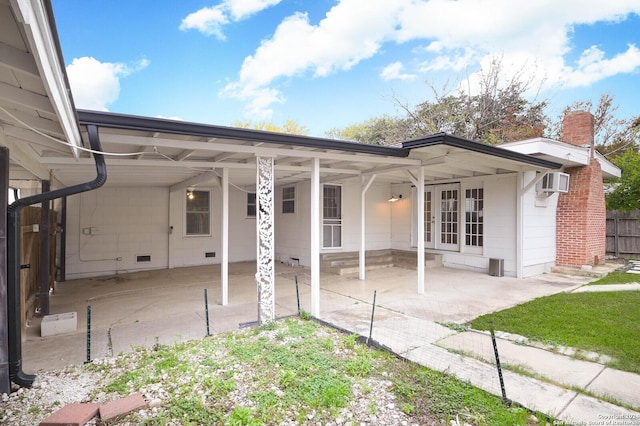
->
<box><xmin>256</xmin><ymin>156</ymin><xmax>275</xmax><ymax>324</ymax></box>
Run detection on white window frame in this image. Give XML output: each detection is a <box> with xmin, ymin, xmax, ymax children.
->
<box><xmin>247</xmin><ymin>192</ymin><xmax>256</xmax><ymax>218</ymax></box>
<box><xmin>282</xmin><ymin>186</ymin><xmax>295</xmax><ymax>214</ymax></box>
<box><xmin>462</xmin><ymin>184</ymin><xmax>484</xmax><ymax>255</ymax></box>
<box><xmin>185</xmin><ymin>189</ymin><xmax>211</xmax><ymax>236</ymax></box>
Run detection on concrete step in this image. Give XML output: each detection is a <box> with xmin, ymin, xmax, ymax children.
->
<box><xmin>320</xmin><ymin>249</ymin><xmax>442</xmax><ymax>275</ymax></box>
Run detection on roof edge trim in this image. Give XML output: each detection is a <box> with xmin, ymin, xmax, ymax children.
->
<box><xmin>77</xmin><ymin>110</ymin><xmax>410</xmax><ymax>158</ymax></box>
<box><xmin>403</xmin><ymin>133</ymin><xmax>563</xmax><ymax>170</ymax></box>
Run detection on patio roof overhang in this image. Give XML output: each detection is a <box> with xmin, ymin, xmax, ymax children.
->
<box><xmin>33</xmin><ymin>110</ymin><xmax>563</xmax><ymax>190</ymax></box>
<box><xmin>0</xmin><ymin>0</ymin><xmax>80</xmax><ymax>185</ymax></box>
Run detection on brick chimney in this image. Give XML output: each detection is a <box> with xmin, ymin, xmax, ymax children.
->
<box><xmin>561</xmin><ymin>111</ymin><xmax>595</xmax><ymax>150</ymax></box>
<box><xmin>556</xmin><ymin>111</ymin><xmax>606</xmax><ymax>267</ymax></box>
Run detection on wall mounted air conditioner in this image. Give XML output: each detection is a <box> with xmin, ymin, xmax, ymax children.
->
<box><xmin>537</xmin><ymin>172</ymin><xmax>570</xmax><ymax>194</ymax></box>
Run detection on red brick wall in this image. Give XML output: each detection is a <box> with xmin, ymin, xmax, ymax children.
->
<box><xmin>556</xmin><ymin>159</ymin><xmax>606</xmax><ymax>266</ymax></box>
<box><xmin>561</xmin><ymin>111</ymin><xmax>594</xmax><ymax>148</ymax></box>
<box><xmin>556</xmin><ymin>111</ymin><xmax>606</xmax><ymax>267</ymax></box>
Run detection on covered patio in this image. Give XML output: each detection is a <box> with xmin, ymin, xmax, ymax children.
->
<box><xmin>22</xmin><ymin>263</ymin><xmax>593</xmax><ymax>372</ymax></box>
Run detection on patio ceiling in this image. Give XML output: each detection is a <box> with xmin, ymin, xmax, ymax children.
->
<box><xmin>0</xmin><ymin>0</ymin><xmax>79</xmax><ymax>184</ymax></box>
<box><xmin>35</xmin><ymin>110</ymin><xmax>561</xmax><ymax>190</ymax></box>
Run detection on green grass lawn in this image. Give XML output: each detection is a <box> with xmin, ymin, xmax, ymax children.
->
<box><xmin>470</xmin><ymin>292</ymin><xmax>640</xmax><ymax>374</ymax></box>
<box><xmin>588</xmin><ymin>271</ymin><xmax>640</xmax><ymax>285</ymax></box>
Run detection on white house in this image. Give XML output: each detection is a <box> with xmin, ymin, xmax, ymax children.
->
<box><xmin>0</xmin><ymin>0</ymin><xmax>620</xmax><ymax>391</ymax></box>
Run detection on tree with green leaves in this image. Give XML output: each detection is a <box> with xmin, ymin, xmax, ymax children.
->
<box><xmin>605</xmin><ymin>118</ymin><xmax>640</xmax><ymax>211</ymax></box>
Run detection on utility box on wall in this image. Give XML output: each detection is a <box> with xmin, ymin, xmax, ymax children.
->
<box><xmin>489</xmin><ymin>258</ymin><xmax>504</xmax><ymax>277</ymax></box>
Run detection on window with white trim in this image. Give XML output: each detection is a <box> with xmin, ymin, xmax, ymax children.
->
<box><xmin>247</xmin><ymin>192</ymin><xmax>256</xmax><ymax>217</ymax></box>
<box><xmin>282</xmin><ymin>186</ymin><xmax>295</xmax><ymax>214</ymax></box>
<box><xmin>186</xmin><ymin>190</ymin><xmax>210</xmax><ymax>235</ymax></box>
<box><xmin>464</xmin><ymin>188</ymin><xmax>483</xmax><ymax>247</ymax></box>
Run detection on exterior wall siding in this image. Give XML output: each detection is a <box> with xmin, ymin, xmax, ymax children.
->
<box><xmin>66</xmin><ymin>185</ymin><xmax>258</xmax><ymax>279</ymax></box>
<box><xmin>521</xmin><ymin>170</ymin><xmax>558</xmax><ymax>273</ymax></box>
<box><xmin>66</xmin><ymin>187</ymin><xmax>170</xmax><ymax>278</ymax></box>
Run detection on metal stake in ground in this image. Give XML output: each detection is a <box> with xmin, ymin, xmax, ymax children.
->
<box><xmin>204</xmin><ymin>289</ymin><xmax>211</xmax><ymax>337</ymax></box>
<box><xmin>367</xmin><ymin>290</ymin><xmax>377</xmax><ymax>347</ymax></box>
<box><xmin>85</xmin><ymin>305</ymin><xmax>91</xmax><ymax>364</ymax></box>
<box><xmin>295</xmin><ymin>276</ymin><xmax>301</xmax><ymax>316</ymax></box>
<box><xmin>490</xmin><ymin>327</ymin><xmax>508</xmax><ymax>403</ymax></box>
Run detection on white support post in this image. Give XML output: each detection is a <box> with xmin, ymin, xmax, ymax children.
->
<box><xmin>256</xmin><ymin>157</ymin><xmax>275</xmax><ymax>324</ymax></box>
<box><xmin>221</xmin><ymin>167</ymin><xmax>229</xmax><ymax>305</ymax></box>
<box><xmin>516</xmin><ymin>171</ymin><xmax>524</xmax><ymax>279</ymax></box>
<box><xmin>359</xmin><ymin>175</ymin><xmax>376</xmax><ymax>280</ymax></box>
<box><xmin>310</xmin><ymin>158</ymin><xmax>320</xmax><ymax>317</ymax></box>
<box><xmin>417</xmin><ymin>167</ymin><xmax>425</xmax><ymax>294</ymax></box>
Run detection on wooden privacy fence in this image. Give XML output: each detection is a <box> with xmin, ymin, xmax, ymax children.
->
<box><xmin>20</xmin><ymin>205</ymin><xmax>57</xmax><ymax>333</ymax></box>
<box><xmin>607</xmin><ymin>210</ymin><xmax>640</xmax><ymax>258</ymax></box>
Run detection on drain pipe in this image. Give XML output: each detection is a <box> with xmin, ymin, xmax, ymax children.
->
<box><xmin>6</xmin><ymin>125</ymin><xmax>106</xmax><ymax>387</ymax></box>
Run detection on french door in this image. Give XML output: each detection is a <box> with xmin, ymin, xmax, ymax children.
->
<box><xmin>417</xmin><ymin>184</ymin><xmax>460</xmax><ymax>251</ymax></box>
<box><xmin>436</xmin><ymin>185</ymin><xmax>459</xmax><ymax>251</ymax></box>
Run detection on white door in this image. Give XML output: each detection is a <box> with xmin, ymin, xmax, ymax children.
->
<box><xmin>322</xmin><ymin>185</ymin><xmax>342</xmax><ymax>248</ymax></box>
<box><xmin>424</xmin><ymin>188</ymin><xmax>435</xmax><ymax>249</ymax></box>
<box><xmin>435</xmin><ymin>184</ymin><xmax>460</xmax><ymax>251</ymax></box>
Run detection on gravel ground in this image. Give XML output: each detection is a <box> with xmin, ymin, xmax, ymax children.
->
<box><xmin>0</xmin><ymin>362</ymin><xmax>428</xmax><ymax>425</ymax></box>
<box><xmin>0</xmin><ymin>322</ymin><xmax>441</xmax><ymax>425</ymax></box>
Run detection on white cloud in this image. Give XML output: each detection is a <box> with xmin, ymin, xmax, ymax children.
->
<box><xmin>221</xmin><ymin>0</ymin><xmax>408</xmax><ymax>118</ymax></box>
<box><xmin>222</xmin><ymin>0</ymin><xmax>640</xmax><ymax>118</ymax></box>
<box><xmin>180</xmin><ymin>0</ymin><xmax>281</xmax><ymax>39</ymax></box>
<box><xmin>66</xmin><ymin>57</ymin><xmax>149</xmax><ymax>111</ymax></box>
<box><xmin>380</xmin><ymin>62</ymin><xmax>416</xmax><ymax>81</ymax></box>
<box><xmin>563</xmin><ymin>44</ymin><xmax>640</xmax><ymax>88</ymax></box>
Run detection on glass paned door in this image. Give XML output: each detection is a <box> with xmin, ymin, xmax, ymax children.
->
<box><xmin>323</xmin><ymin>185</ymin><xmax>342</xmax><ymax>248</ymax></box>
<box><xmin>436</xmin><ymin>185</ymin><xmax>459</xmax><ymax>251</ymax></box>
<box><xmin>424</xmin><ymin>189</ymin><xmax>435</xmax><ymax>249</ymax></box>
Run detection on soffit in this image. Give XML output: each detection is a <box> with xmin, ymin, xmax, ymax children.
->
<box><xmin>0</xmin><ymin>0</ymin><xmax>76</xmax><ymax>183</ymax></box>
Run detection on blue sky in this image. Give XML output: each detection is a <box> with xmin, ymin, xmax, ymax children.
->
<box><xmin>51</xmin><ymin>0</ymin><xmax>640</xmax><ymax>138</ymax></box>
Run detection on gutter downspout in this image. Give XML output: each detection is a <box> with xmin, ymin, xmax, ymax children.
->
<box><xmin>7</xmin><ymin>125</ymin><xmax>106</xmax><ymax>388</ymax></box>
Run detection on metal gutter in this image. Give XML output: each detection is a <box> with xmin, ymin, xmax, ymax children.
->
<box><xmin>77</xmin><ymin>110</ymin><xmax>410</xmax><ymax>158</ymax></box>
<box><xmin>6</xmin><ymin>125</ymin><xmax>106</xmax><ymax>388</ymax></box>
<box><xmin>403</xmin><ymin>133</ymin><xmax>563</xmax><ymax>170</ymax></box>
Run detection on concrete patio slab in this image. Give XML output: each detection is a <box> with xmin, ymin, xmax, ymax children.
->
<box><xmin>16</xmin><ymin>262</ymin><xmax>639</xmax><ymax>423</ymax></box>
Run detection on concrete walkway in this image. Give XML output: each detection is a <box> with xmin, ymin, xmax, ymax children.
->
<box><xmin>320</xmin><ymin>301</ymin><xmax>640</xmax><ymax>425</ymax></box>
<box><xmin>20</xmin><ymin>263</ymin><xmax>640</xmax><ymax>425</ymax></box>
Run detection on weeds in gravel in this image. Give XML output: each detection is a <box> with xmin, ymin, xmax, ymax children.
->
<box><xmin>71</xmin><ymin>318</ymin><xmax>554</xmax><ymax>424</ymax></box>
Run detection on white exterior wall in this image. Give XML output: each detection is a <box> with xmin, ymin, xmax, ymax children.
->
<box><xmin>65</xmin><ymin>172</ymin><xmax>557</xmax><ymax>280</ymax></box>
<box><xmin>521</xmin><ymin>171</ymin><xmax>558</xmax><ymax>277</ymax></box>
<box><xmin>390</xmin><ymin>175</ymin><xmax>519</xmax><ymax>276</ymax></box>
<box><xmin>274</xmin><ymin>182</ymin><xmax>311</xmax><ymax>266</ymax></box>
<box><xmin>390</xmin><ymin>183</ymin><xmax>414</xmax><ymax>251</ymax></box>
<box><xmin>66</xmin><ymin>187</ymin><xmax>170</xmax><ymax>279</ymax></box>
<box><xmin>481</xmin><ymin>175</ymin><xmax>517</xmax><ymax>276</ymax></box>
<box><xmin>66</xmin><ymin>185</ymin><xmax>257</xmax><ymax>279</ymax></box>
<box><xmin>274</xmin><ymin>180</ymin><xmax>392</xmax><ymax>266</ymax></box>
<box><xmin>339</xmin><ymin>181</ymin><xmax>392</xmax><ymax>252</ymax></box>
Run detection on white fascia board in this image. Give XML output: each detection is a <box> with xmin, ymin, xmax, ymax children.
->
<box><xmin>13</xmin><ymin>0</ymin><xmax>81</xmax><ymax>158</ymax></box>
<box><xmin>501</xmin><ymin>138</ymin><xmax>589</xmax><ymax>167</ymax></box>
<box><xmin>595</xmin><ymin>151</ymin><xmax>621</xmax><ymax>179</ymax></box>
